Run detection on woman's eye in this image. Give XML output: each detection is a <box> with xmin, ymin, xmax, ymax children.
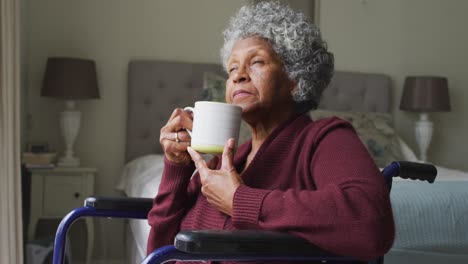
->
<box><xmin>229</xmin><ymin>67</ymin><xmax>237</xmax><ymax>73</ymax></box>
<box><xmin>252</xmin><ymin>60</ymin><xmax>264</xmax><ymax>65</ymax></box>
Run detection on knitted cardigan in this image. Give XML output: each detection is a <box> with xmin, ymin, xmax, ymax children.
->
<box><xmin>147</xmin><ymin>113</ymin><xmax>395</xmax><ymax>263</ymax></box>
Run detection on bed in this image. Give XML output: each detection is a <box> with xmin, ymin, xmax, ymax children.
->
<box><xmin>117</xmin><ymin>60</ymin><xmax>468</xmax><ymax>264</ymax></box>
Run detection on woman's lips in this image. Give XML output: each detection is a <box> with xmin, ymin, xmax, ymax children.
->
<box><xmin>233</xmin><ymin>90</ymin><xmax>252</xmax><ymax>99</ymax></box>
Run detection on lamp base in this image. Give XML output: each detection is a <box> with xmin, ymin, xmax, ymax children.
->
<box><xmin>58</xmin><ymin>156</ymin><xmax>80</xmax><ymax>167</ymax></box>
<box><xmin>414</xmin><ymin>112</ymin><xmax>433</xmax><ymax>163</ymax></box>
<box><xmin>58</xmin><ymin>100</ymin><xmax>81</xmax><ymax>167</ymax></box>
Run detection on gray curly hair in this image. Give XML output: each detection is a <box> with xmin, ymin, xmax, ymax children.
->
<box><xmin>221</xmin><ymin>1</ymin><xmax>334</xmax><ymax>112</ymax></box>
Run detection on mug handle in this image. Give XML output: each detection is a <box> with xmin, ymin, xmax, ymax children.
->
<box><xmin>183</xmin><ymin>107</ymin><xmax>194</xmax><ymax>137</ymax></box>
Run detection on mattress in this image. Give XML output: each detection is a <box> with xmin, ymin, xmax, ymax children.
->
<box><xmin>117</xmin><ymin>155</ymin><xmax>468</xmax><ymax>263</ymax></box>
<box><xmin>385</xmin><ymin>248</ymin><xmax>468</xmax><ymax>264</ymax></box>
<box><xmin>389</xmin><ymin>181</ymin><xmax>468</xmax><ymax>253</ymax></box>
<box><xmin>386</xmin><ymin>161</ymin><xmax>468</xmax><ymax>264</ymax></box>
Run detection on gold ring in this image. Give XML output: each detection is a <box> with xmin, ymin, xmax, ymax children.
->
<box><xmin>175</xmin><ymin>131</ymin><xmax>180</xmax><ymax>143</ymax></box>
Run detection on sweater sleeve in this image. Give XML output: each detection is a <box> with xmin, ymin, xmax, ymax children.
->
<box><xmin>231</xmin><ymin>125</ymin><xmax>395</xmax><ymax>261</ymax></box>
<box><xmin>146</xmin><ymin>157</ymin><xmax>200</xmax><ymax>254</ymax></box>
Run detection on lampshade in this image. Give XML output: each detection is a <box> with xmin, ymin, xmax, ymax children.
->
<box><xmin>41</xmin><ymin>57</ymin><xmax>100</xmax><ymax>100</ymax></box>
<box><xmin>400</xmin><ymin>76</ymin><xmax>451</xmax><ymax>112</ymax></box>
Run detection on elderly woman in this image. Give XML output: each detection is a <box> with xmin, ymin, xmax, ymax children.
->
<box><xmin>147</xmin><ymin>1</ymin><xmax>394</xmax><ymax>262</ymax></box>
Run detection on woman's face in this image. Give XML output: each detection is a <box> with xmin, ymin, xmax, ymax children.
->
<box><xmin>225</xmin><ymin>37</ymin><xmax>295</xmax><ymax>119</ymax></box>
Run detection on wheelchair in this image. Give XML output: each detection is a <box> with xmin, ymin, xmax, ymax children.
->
<box><xmin>52</xmin><ymin>161</ymin><xmax>436</xmax><ymax>264</ymax></box>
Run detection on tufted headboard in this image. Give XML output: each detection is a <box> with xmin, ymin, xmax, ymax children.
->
<box><xmin>125</xmin><ymin>60</ymin><xmax>391</xmax><ymax>162</ymax></box>
<box><xmin>125</xmin><ymin>60</ymin><xmax>226</xmax><ymax>162</ymax></box>
<box><xmin>319</xmin><ymin>71</ymin><xmax>391</xmax><ymax>112</ymax></box>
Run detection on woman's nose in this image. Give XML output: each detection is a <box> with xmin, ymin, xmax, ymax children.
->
<box><xmin>233</xmin><ymin>66</ymin><xmax>250</xmax><ymax>83</ymax></box>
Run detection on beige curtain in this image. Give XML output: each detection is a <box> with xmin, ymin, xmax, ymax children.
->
<box><xmin>0</xmin><ymin>0</ymin><xmax>23</xmax><ymax>263</ymax></box>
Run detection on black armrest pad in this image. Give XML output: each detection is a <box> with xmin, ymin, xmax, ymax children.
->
<box><xmin>175</xmin><ymin>230</ymin><xmax>336</xmax><ymax>256</ymax></box>
<box><xmin>85</xmin><ymin>196</ymin><xmax>153</xmax><ymax>214</ymax></box>
<box><xmin>396</xmin><ymin>161</ymin><xmax>437</xmax><ymax>183</ymax></box>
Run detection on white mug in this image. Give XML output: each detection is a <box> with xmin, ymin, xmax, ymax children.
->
<box><xmin>184</xmin><ymin>101</ymin><xmax>242</xmax><ymax>154</ymax></box>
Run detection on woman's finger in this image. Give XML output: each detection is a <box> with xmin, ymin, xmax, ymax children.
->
<box><xmin>221</xmin><ymin>138</ymin><xmax>236</xmax><ymax>172</ymax></box>
<box><xmin>161</xmin><ymin>109</ymin><xmax>193</xmax><ymax>133</ymax></box>
<box><xmin>166</xmin><ymin>108</ymin><xmax>190</xmax><ymax>124</ymax></box>
<box><xmin>161</xmin><ymin>108</ymin><xmax>184</xmax><ymax>132</ymax></box>
<box><xmin>167</xmin><ymin>140</ymin><xmax>190</xmax><ymax>151</ymax></box>
<box><xmin>187</xmin><ymin>147</ymin><xmax>208</xmax><ymax>177</ymax></box>
<box><xmin>176</xmin><ymin>130</ymin><xmax>191</xmax><ymax>142</ymax></box>
<box><xmin>160</xmin><ymin>130</ymin><xmax>191</xmax><ymax>143</ymax></box>
<box><xmin>167</xmin><ymin>108</ymin><xmax>182</xmax><ymax>121</ymax></box>
<box><xmin>161</xmin><ymin>138</ymin><xmax>189</xmax><ymax>153</ymax></box>
<box><xmin>165</xmin><ymin>114</ymin><xmax>192</xmax><ymax>133</ymax></box>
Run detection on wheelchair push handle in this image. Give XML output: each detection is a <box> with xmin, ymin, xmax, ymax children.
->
<box><xmin>389</xmin><ymin>161</ymin><xmax>437</xmax><ymax>183</ymax></box>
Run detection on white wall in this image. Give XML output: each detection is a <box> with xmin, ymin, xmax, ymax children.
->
<box><xmin>318</xmin><ymin>0</ymin><xmax>468</xmax><ymax>171</ymax></box>
<box><xmin>22</xmin><ymin>0</ymin><xmax>314</xmax><ymax>262</ymax></box>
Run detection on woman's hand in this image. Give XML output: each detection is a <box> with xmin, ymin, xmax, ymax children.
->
<box><xmin>160</xmin><ymin>108</ymin><xmax>193</xmax><ymax>165</ymax></box>
<box><xmin>187</xmin><ymin>138</ymin><xmax>243</xmax><ymax>216</ymax></box>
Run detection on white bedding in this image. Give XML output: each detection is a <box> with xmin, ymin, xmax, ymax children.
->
<box><xmin>116</xmin><ymin>155</ymin><xmax>164</xmax><ymax>262</ymax></box>
<box><xmin>117</xmin><ymin>147</ymin><xmax>468</xmax><ymax>262</ymax></box>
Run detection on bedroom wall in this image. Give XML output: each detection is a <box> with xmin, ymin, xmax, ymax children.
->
<box><xmin>22</xmin><ymin>0</ymin><xmax>314</xmax><ymax>262</ymax></box>
<box><xmin>318</xmin><ymin>0</ymin><xmax>468</xmax><ymax>171</ymax></box>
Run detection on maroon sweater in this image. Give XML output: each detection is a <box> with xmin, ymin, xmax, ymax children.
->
<box><xmin>147</xmin><ymin>113</ymin><xmax>395</xmax><ymax>262</ymax></box>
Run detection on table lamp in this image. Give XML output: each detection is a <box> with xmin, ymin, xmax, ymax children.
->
<box><xmin>41</xmin><ymin>57</ymin><xmax>99</xmax><ymax>167</ymax></box>
<box><xmin>399</xmin><ymin>76</ymin><xmax>451</xmax><ymax>162</ymax></box>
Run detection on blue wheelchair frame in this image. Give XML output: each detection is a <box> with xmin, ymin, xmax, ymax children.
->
<box><xmin>52</xmin><ymin>161</ymin><xmax>436</xmax><ymax>264</ymax></box>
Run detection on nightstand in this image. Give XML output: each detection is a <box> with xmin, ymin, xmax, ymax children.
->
<box><xmin>28</xmin><ymin>167</ymin><xmax>96</xmax><ymax>264</ymax></box>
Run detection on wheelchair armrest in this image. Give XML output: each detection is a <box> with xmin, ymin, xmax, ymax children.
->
<box><xmin>395</xmin><ymin>161</ymin><xmax>437</xmax><ymax>183</ymax></box>
<box><xmin>175</xmin><ymin>230</ymin><xmax>336</xmax><ymax>256</ymax></box>
<box><xmin>85</xmin><ymin>196</ymin><xmax>153</xmax><ymax>214</ymax></box>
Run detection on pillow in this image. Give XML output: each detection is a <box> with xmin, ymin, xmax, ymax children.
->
<box><xmin>310</xmin><ymin>109</ymin><xmax>404</xmax><ymax>168</ymax></box>
<box><xmin>116</xmin><ymin>154</ymin><xmax>165</xmax><ymax>194</ymax></box>
<box><xmin>202</xmin><ymin>72</ymin><xmax>251</xmax><ymax>144</ymax></box>
<box><xmin>397</xmin><ymin>137</ymin><xmax>419</xmax><ymax>162</ymax></box>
